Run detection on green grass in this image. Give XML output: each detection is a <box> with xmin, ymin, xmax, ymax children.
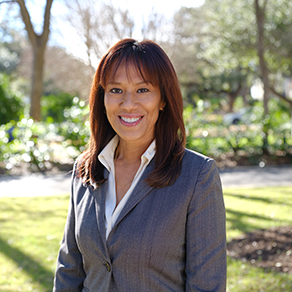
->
<box><xmin>225</xmin><ymin>187</ymin><xmax>292</xmax><ymax>240</ymax></box>
<box><xmin>0</xmin><ymin>195</ymin><xmax>69</xmax><ymax>292</ymax></box>
<box><xmin>0</xmin><ymin>187</ymin><xmax>291</xmax><ymax>291</ymax></box>
<box><xmin>224</xmin><ymin>187</ymin><xmax>292</xmax><ymax>292</ymax></box>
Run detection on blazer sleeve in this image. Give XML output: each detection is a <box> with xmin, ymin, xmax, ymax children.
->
<box><xmin>185</xmin><ymin>158</ymin><xmax>226</xmax><ymax>292</ymax></box>
<box><xmin>53</xmin><ymin>164</ymin><xmax>86</xmax><ymax>292</ymax></box>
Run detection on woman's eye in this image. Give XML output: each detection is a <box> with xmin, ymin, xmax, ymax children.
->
<box><xmin>137</xmin><ymin>88</ymin><xmax>149</xmax><ymax>93</ymax></box>
<box><xmin>110</xmin><ymin>88</ymin><xmax>122</xmax><ymax>93</ymax></box>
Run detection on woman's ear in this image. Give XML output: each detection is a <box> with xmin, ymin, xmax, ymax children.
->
<box><xmin>160</xmin><ymin>101</ymin><xmax>166</xmax><ymax>111</ymax></box>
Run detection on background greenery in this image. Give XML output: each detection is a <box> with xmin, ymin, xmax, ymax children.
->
<box><xmin>0</xmin><ymin>0</ymin><xmax>292</xmax><ymax>174</ymax></box>
<box><xmin>1</xmin><ymin>93</ymin><xmax>291</xmax><ymax>173</ymax></box>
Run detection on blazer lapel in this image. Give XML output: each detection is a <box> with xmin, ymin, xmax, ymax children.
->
<box><xmin>111</xmin><ymin>159</ymin><xmax>155</xmax><ymax>230</ymax></box>
<box><xmin>91</xmin><ymin>174</ymin><xmax>110</xmax><ymax>259</ymax></box>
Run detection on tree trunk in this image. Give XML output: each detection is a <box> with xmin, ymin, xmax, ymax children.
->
<box><xmin>228</xmin><ymin>93</ymin><xmax>236</xmax><ymax>113</ymax></box>
<box><xmin>241</xmin><ymin>86</ymin><xmax>249</xmax><ymax>107</ymax></box>
<box><xmin>30</xmin><ymin>44</ymin><xmax>46</xmax><ymax>120</ymax></box>
<box><xmin>228</xmin><ymin>83</ymin><xmax>242</xmax><ymax>112</ymax></box>
<box><xmin>254</xmin><ymin>0</ymin><xmax>270</xmax><ymax>154</ymax></box>
<box><xmin>16</xmin><ymin>0</ymin><xmax>53</xmax><ymax>121</ymax></box>
<box><xmin>255</xmin><ymin>0</ymin><xmax>269</xmax><ymax>115</ymax></box>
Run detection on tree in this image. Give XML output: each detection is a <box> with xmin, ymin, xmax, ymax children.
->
<box><xmin>17</xmin><ymin>45</ymin><xmax>95</xmax><ymax>97</ymax></box>
<box><xmin>62</xmin><ymin>0</ymin><xmax>134</xmax><ymax>69</ymax></box>
<box><xmin>170</xmin><ymin>0</ymin><xmax>292</xmax><ymax>109</ymax></box>
<box><xmin>167</xmin><ymin>6</ymin><xmax>254</xmax><ymax>111</ymax></box>
<box><xmin>141</xmin><ymin>9</ymin><xmax>165</xmax><ymax>42</ymax></box>
<box><xmin>0</xmin><ymin>0</ymin><xmax>54</xmax><ymax>121</ymax></box>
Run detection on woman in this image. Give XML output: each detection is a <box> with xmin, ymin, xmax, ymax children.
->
<box><xmin>53</xmin><ymin>39</ymin><xmax>226</xmax><ymax>292</ymax></box>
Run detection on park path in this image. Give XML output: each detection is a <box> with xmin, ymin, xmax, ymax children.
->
<box><xmin>0</xmin><ymin>166</ymin><xmax>291</xmax><ymax>197</ymax></box>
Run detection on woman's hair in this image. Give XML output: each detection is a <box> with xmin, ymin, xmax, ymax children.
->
<box><xmin>78</xmin><ymin>38</ymin><xmax>186</xmax><ymax>188</ymax></box>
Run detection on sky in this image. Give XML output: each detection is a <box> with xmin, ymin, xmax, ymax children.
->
<box><xmin>114</xmin><ymin>0</ymin><xmax>205</xmax><ymax>37</ymax></box>
<box><xmin>0</xmin><ymin>0</ymin><xmax>205</xmax><ymax>63</ymax></box>
<box><xmin>50</xmin><ymin>0</ymin><xmax>205</xmax><ymax>62</ymax></box>
<box><xmin>110</xmin><ymin>0</ymin><xmax>205</xmax><ymax>23</ymax></box>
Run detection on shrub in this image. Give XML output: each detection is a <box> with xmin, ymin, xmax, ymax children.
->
<box><xmin>184</xmin><ymin>100</ymin><xmax>292</xmax><ymax>160</ymax></box>
<box><xmin>0</xmin><ymin>97</ymin><xmax>90</xmax><ymax>172</ymax></box>
<box><xmin>0</xmin><ymin>73</ymin><xmax>24</xmax><ymax>124</ymax></box>
<box><xmin>41</xmin><ymin>92</ymin><xmax>76</xmax><ymax>123</ymax></box>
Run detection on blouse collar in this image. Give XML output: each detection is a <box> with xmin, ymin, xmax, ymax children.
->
<box><xmin>98</xmin><ymin>135</ymin><xmax>156</xmax><ymax>173</ymax></box>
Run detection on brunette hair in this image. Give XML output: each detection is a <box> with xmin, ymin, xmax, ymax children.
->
<box><xmin>78</xmin><ymin>38</ymin><xmax>186</xmax><ymax>188</ymax></box>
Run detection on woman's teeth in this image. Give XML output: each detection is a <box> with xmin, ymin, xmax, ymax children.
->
<box><xmin>121</xmin><ymin>117</ymin><xmax>140</xmax><ymax>123</ymax></box>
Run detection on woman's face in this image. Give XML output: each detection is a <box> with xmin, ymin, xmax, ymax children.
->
<box><xmin>104</xmin><ymin>62</ymin><xmax>164</xmax><ymax>147</ymax></box>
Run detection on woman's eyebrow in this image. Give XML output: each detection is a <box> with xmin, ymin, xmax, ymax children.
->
<box><xmin>106</xmin><ymin>81</ymin><xmax>121</xmax><ymax>85</ymax></box>
<box><xmin>106</xmin><ymin>80</ymin><xmax>152</xmax><ymax>86</ymax></box>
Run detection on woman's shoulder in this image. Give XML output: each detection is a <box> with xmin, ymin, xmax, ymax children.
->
<box><xmin>182</xmin><ymin>148</ymin><xmax>218</xmax><ymax>175</ymax></box>
<box><xmin>73</xmin><ymin>151</ymin><xmax>90</xmax><ymax>173</ymax></box>
<box><xmin>183</xmin><ymin>148</ymin><xmax>214</xmax><ymax>164</ymax></box>
<box><xmin>70</xmin><ymin>152</ymin><xmax>89</xmax><ymax>183</ymax></box>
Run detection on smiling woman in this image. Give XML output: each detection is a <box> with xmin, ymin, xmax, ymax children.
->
<box><xmin>103</xmin><ymin>60</ymin><xmax>164</xmax><ymax>206</ymax></box>
<box><xmin>104</xmin><ymin>63</ymin><xmax>163</xmax><ymax>149</ymax></box>
<box><xmin>53</xmin><ymin>39</ymin><xmax>226</xmax><ymax>292</ymax></box>
<box><xmin>81</xmin><ymin>39</ymin><xmax>186</xmax><ymax>189</ymax></box>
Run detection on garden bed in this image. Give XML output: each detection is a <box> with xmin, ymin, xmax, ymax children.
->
<box><xmin>227</xmin><ymin>226</ymin><xmax>292</xmax><ymax>274</ymax></box>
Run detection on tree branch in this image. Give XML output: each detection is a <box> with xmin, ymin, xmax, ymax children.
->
<box><xmin>0</xmin><ymin>0</ymin><xmax>17</xmax><ymax>4</ymax></box>
<box><xmin>16</xmin><ymin>0</ymin><xmax>37</xmax><ymax>47</ymax></box>
<box><xmin>263</xmin><ymin>0</ymin><xmax>268</xmax><ymax>12</ymax></box>
<box><xmin>41</xmin><ymin>0</ymin><xmax>54</xmax><ymax>44</ymax></box>
<box><xmin>269</xmin><ymin>86</ymin><xmax>292</xmax><ymax>107</ymax></box>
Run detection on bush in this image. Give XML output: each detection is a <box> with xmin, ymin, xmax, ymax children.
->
<box><xmin>0</xmin><ymin>73</ymin><xmax>24</xmax><ymax>124</ymax></box>
<box><xmin>0</xmin><ymin>97</ymin><xmax>90</xmax><ymax>172</ymax></box>
<box><xmin>41</xmin><ymin>92</ymin><xmax>76</xmax><ymax>123</ymax></box>
<box><xmin>184</xmin><ymin>100</ymin><xmax>292</xmax><ymax>162</ymax></box>
<box><xmin>58</xmin><ymin>96</ymin><xmax>90</xmax><ymax>153</ymax></box>
<box><xmin>1</xmin><ymin>96</ymin><xmax>291</xmax><ymax>172</ymax></box>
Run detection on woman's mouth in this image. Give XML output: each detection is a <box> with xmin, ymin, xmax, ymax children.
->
<box><xmin>119</xmin><ymin>116</ymin><xmax>142</xmax><ymax>126</ymax></box>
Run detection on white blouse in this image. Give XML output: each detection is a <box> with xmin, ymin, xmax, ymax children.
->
<box><xmin>98</xmin><ymin>135</ymin><xmax>156</xmax><ymax>239</ymax></box>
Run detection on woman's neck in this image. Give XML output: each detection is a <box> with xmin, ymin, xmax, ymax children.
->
<box><xmin>115</xmin><ymin>138</ymin><xmax>153</xmax><ymax>163</ymax></box>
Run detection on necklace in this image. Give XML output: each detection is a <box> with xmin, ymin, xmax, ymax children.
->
<box><xmin>114</xmin><ymin>145</ymin><xmax>134</xmax><ymax>187</ymax></box>
<box><xmin>114</xmin><ymin>145</ymin><xmax>135</xmax><ymax>187</ymax></box>
<box><xmin>116</xmin><ymin>177</ymin><xmax>134</xmax><ymax>187</ymax></box>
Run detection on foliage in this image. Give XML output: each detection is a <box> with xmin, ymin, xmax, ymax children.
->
<box><xmin>184</xmin><ymin>98</ymin><xmax>292</xmax><ymax>160</ymax></box>
<box><xmin>58</xmin><ymin>96</ymin><xmax>90</xmax><ymax>154</ymax></box>
<box><xmin>168</xmin><ymin>0</ymin><xmax>292</xmax><ymax>116</ymax></box>
<box><xmin>0</xmin><ymin>96</ymin><xmax>89</xmax><ymax>172</ymax></box>
<box><xmin>41</xmin><ymin>92</ymin><xmax>76</xmax><ymax>123</ymax></box>
<box><xmin>0</xmin><ymin>73</ymin><xmax>25</xmax><ymax>124</ymax></box>
<box><xmin>1</xmin><ymin>0</ymin><xmax>292</xmax><ymax>170</ymax></box>
<box><xmin>1</xmin><ymin>187</ymin><xmax>292</xmax><ymax>291</ymax></box>
<box><xmin>0</xmin><ymin>95</ymin><xmax>291</xmax><ymax>173</ymax></box>
<box><xmin>0</xmin><ymin>118</ymin><xmax>61</xmax><ymax>172</ymax></box>
<box><xmin>0</xmin><ymin>24</ymin><xmax>23</xmax><ymax>75</ymax></box>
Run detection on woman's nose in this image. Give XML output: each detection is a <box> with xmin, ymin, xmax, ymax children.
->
<box><xmin>121</xmin><ymin>91</ymin><xmax>138</xmax><ymax>110</ymax></box>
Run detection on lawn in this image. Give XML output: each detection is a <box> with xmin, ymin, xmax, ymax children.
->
<box><xmin>0</xmin><ymin>187</ymin><xmax>291</xmax><ymax>291</ymax></box>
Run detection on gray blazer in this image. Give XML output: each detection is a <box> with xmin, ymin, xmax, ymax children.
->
<box><xmin>53</xmin><ymin>149</ymin><xmax>226</xmax><ymax>292</ymax></box>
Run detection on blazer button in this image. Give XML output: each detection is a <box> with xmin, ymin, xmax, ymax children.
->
<box><xmin>104</xmin><ymin>261</ymin><xmax>111</xmax><ymax>272</ymax></box>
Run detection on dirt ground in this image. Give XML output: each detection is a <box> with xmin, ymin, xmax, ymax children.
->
<box><xmin>216</xmin><ymin>152</ymin><xmax>292</xmax><ymax>169</ymax></box>
<box><xmin>227</xmin><ymin>226</ymin><xmax>292</xmax><ymax>274</ymax></box>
